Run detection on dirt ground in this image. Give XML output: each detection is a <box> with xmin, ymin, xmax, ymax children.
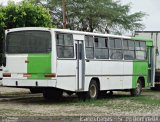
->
<box><xmin>0</xmin><ymin>87</ymin><xmax>160</xmax><ymax>117</ymax></box>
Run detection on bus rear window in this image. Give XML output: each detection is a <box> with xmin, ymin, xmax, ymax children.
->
<box><xmin>6</xmin><ymin>30</ymin><xmax>51</xmax><ymax>54</ymax></box>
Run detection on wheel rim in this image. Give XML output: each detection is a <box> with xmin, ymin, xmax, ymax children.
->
<box><xmin>136</xmin><ymin>82</ymin><xmax>141</xmax><ymax>95</ymax></box>
<box><xmin>89</xmin><ymin>84</ymin><xmax>97</xmax><ymax>98</ymax></box>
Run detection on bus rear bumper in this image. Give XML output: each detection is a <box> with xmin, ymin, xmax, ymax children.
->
<box><xmin>2</xmin><ymin>79</ymin><xmax>57</xmax><ymax>87</ymax></box>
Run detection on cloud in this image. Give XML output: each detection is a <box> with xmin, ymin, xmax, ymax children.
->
<box><xmin>120</xmin><ymin>0</ymin><xmax>160</xmax><ymax>31</ymax></box>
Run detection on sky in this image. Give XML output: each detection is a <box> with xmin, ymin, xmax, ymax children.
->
<box><xmin>120</xmin><ymin>0</ymin><xmax>160</xmax><ymax>31</ymax></box>
<box><xmin>0</xmin><ymin>0</ymin><xmax>22</xmax><ymax>5</ymax></box>
<box><xmin>1</xmin><ymin>0</ymin><xmax>160</xmax><ymax>31</ymax></box>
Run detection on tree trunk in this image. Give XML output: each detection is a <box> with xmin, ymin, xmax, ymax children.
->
<box><xmin>89</xmin><ymin>19</ymin><xmax>93</xmax><ymax>32</ymax></box>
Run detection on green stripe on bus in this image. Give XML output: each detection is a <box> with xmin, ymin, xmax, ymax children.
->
<box><xmin>27</xmin><ymin>53</ymin><xmax>51</xmax><ymax>79</ymax></box>
<box><xmin>132</xmin><ymin>61</ymin><xmax>148</xmax><ymax>88</ymax></box>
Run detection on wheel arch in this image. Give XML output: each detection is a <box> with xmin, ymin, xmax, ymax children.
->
<box><xmin>90</xmin><ymin>77</ymin><xmax>100</xmax><ymax>90</ymax></box>
<box><xmin>138</xmin><ymin>76</ymin><xmax>145</xmax><ymax>88</ymax></box>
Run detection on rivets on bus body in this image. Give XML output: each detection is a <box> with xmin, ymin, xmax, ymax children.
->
<box><xmin>15</xmin><ymin>81</ymin><xmax>18</xmax><ymax>86</ymax></box>
<box><xmin>25</xmin><ymin>60</ymin><xmax>29</xmax><ymax>63</ymax></box>
<box><xmin>35</xmin><ymin>82</ymin><xmax>38</xmax><ymax>86</ymax></box>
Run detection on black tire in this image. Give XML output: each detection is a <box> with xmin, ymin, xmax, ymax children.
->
<box><xmin>30</xmin><ymin>88</ymin><xmax>42</xmax><ymax>94</ymax></box>
<box><xmin>77</xmin><ymin>92</ymin><xmax>87</xmax><ymax>101</ymax></box>
<box><xmin>87</xmin><ymin>80</ymin><xmax>99</xmax><ymax>99</ymax></box>
<box><xmin>130</xmin><ymin>79</ymin><xmax>142</xmax><ymax>96</ymax></box>
<box><xmin>43</xmin><ymin>88</ymin><xmax>63</xmax><ymax>101</ymax></box>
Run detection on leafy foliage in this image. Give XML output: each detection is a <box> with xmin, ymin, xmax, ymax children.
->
<box><xmin>33</xmin><ymin>0</ymin><xmax>146</xmax><ymax>34</ymax></box>
<box><xmin>0</xmin><ymin>0</ymin><xmax>52</xmax><ymax>55</ymax></box>
<box><xmin>3</xmin><ymin>1</ymin><xmax>52</xmax><ymax>29</ymax></box>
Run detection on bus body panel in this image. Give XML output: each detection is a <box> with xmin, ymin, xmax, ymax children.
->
<box><xmin>123</xmin><ymin>62</ymin><xmax>133</xmax><ymax>89</ymax></box>
<box><xmin>3</xmin><ymin>54</ymin><xmax>53</xmax><ymax>80</ymax></box>
<box><xmin>56</xmin><ymin>60</ymin><xmax>77</xmax><ymax>91</ymax></box>
<box><xmin>102</xmin><ymin>61</ymin><xmax>123</xmax><ymax>90</ymax></box>
<box><xmin>27</xmin><ymin>53</ymin><xmax>52</xmax><ymax>79</ymax></box>
<box><xmin>85</xmin><ymin>60</ymin><xmax>103</xmax><ymax>91</ymax></box>
<box><xmin>5</xmin><ymin>54</ymin><xmax>28</xmax><ymax>74</ymax></box>
<box><xmin>101</xmin><ymin>61</ymin><xmax>133</xmax><ymax>90</ymax></box>
<box><xmin>132</xmin><ymin>61</ymin><xmax>148</xmax><ymax>88</ymax></box>
<box><xmin>85</xmin><ymin>61</ymin><xmax>133</xmax><ymax>91</ymax></box>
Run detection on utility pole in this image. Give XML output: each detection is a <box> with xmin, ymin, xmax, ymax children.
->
<box><xmin>62</xmin><ymin>0</ymin><xmax>67</xmax><ymax>29</ymax></box>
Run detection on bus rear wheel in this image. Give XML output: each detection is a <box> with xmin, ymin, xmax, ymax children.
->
<box><xmin>29</xmin><ymin>88</ymin><xmax>42</xmax><ymax>94</ymax></box>
<box><xmin>43</xmin><ymin>88</ymin><xmax>63</xmax><ymax>101</ymax></box>
<box><xmin>87</xmin><ymin>80</ymin><xmax>99</xmax><ymax>99</ymax></box>
<box><xmin>130</xmin><ymin>79</ymin><xmax>142</xmax><ymax>96</ymax></box>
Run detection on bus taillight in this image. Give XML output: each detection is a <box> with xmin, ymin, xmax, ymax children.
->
<box><xmin>23</xmin><ymin>73</ymin><xmax>32</xmax><ymax>77</ymax></box>
<box><xmin>3</xmin><ymin>73</ymin><xmax>11</xmax><ymax>77</ymax></box>
<box><xmin>44</xmin><ymin>73</ymin><xmax>56</xmax><ymax>78</ymax></box>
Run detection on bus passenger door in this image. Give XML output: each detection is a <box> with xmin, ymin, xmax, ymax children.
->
<box><xmin>75</xmin><ymin>40</ymin><xmax>85</xmax><ymax>91</ymax></box>
<box><xmin>148</xmin><ymin>46</ymin><xmax>155</xmax><ymax>87</ymax></box>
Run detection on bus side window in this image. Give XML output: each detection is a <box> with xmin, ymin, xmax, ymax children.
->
<box><xmin>94</xmin><ymin>37</ymin><xmax>109</xmax><ymax>59</ymax></box>
<box><xmin>135</xmin><ymin>41</ymin><xmax>146</xmax><ymax>60</ymax></box>
<box><xmin>85</xmin><ymin>36</ymin><xmax>94</xmax><ymax>59</ymax></box>
<box><xmin>109</xmin><ymin>38</ymin><xmax>123</xmax><ymax>60</ymax></box>
<box><xmin>56</xmin><ymin>33</ymin><xmax>74</xmax><ymax>58</ymax></box>
<box><xmin>123</xmin><ymin>40</ymin><xmax>135</xmax><ymax>60</ymax></box>
<box><xmin>140</xmin><ymin>41</ymin><xmax>146</xmax><ymax>50</ymax></box>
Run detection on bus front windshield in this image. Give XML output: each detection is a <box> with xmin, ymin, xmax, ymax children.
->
<box><xmin>6</xmin><ymin>30</ymin><xmax>51</xmax><ymax>54</ymax></box>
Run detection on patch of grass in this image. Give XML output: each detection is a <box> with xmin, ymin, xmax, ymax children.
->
<box><xmin>1</xmin><ymin>90</ymin><xmax>160</xmax><ymax>115</ymax></box>
<box><xmin>0</xmin><ymin>109</ymin><xmax>32</xmax><ymax>116</ymax></box>
<box><xmin>59</xmin><ymin>93</ymin><xmax>160</xmax><ymax>112</ymax></box>
<box><xmin>129</xmin><ymin>95</ymin><xmax>160</xmax><ymax>106</ymax></box>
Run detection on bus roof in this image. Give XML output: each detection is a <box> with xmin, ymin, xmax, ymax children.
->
<box><xmin>6</xmin><ymin>27</ymin><xmax>153</xmax><ymax>46</ymax></box>
<box><xmin>53</xmin><ymin>28</ymin><xmax>132</xmax><ymax>39</ymax></box>
<box><xmin>6</xmin><ymin>27</ymin><xmax>131</xmax><ymax>39</ymax></box>
<box><xmin>132</xmin><ymin>36</ymin><xmax>153</xmax><ymax>46</ymax></box>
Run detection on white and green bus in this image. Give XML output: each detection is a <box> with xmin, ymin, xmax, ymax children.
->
<box><xmin>2</xmin><ymin>27</ymin><xmax>153</xmax><ymax>100</ymax></box>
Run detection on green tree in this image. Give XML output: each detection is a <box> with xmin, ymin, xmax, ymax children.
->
<box><xmin>4</xmin><ymin>1</ymin><xmax>52</xmax><ymax>28</ymax></box>
<box><xmin>0</xmin><ymin>5</ymin><xmax>5</xmax><ymax>65</ymax></box>
<box><xmin>34</xmin><ymin>0</ymin><xmax>146</xmax><ymax>34</ymax></box>
<box><xmin>0</xmin><ymin>1</ymin><xmax>52</xmax><ymax>40</ymax></box>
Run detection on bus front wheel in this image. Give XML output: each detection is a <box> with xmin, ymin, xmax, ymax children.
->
<box><xmin>130</xmin><ymin>79</ymin><xmax>142</xmax><ymax>96</ymax></box>
<box><xmin>87</xmin><ymin>80</ymin><xmax>99</xmax><ymax>99</ymax></box>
